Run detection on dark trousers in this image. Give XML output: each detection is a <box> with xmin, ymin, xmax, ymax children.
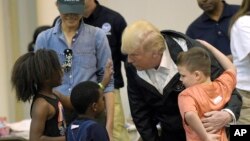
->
<box><xmin>160</xmin><ymin>125</ymin><xmax>186</xmax><ymax>141</ymax></box>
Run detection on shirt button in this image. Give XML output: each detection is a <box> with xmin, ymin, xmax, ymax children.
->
<box><xmin>218</xmin><ymin>31</ymin><xmax>222</xmax><ymax>35</ymax></box>
<box><xmin>68</xmin><ymin>88</ymin><xmax>71</xmax><ymax>91</ymax></box>
<box><xmin>72</xmin><ymin>38</ymin><xmax>75</xmax><ymax>42</ymax></box>
<box><xmin>69</xmin><ymin>75</ymin><xmax>72</xmax><ymax>78</ymax></box>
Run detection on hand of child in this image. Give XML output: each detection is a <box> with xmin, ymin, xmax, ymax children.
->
<box><xmin>101</xmin><ymin>59</ymin><xmax>113</xmax><ymax>88</ymax></box>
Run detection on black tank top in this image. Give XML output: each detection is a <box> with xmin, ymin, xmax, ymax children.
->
<box><xmin>31</xmin><ymin>94</ymin><xmax>66</xmax><ymax>137</ymax></box>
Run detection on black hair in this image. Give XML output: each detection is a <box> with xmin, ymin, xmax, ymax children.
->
<box><xmin>52</xmin><ymin>16</ymin><xmax>60</xmax><ymax>27</ymax></box>
<box><xmin>11</xmin><ymin>49</ymin><xmax>62</xmax><ymax>102</ymax></box>
<box><xmin>28</xmin><ymin>26</ymin><xmax>51</xmax><ymax>52</ymax></box>
<box><xmin>70</xmin><ymin>81</ymin><xmax>100</xmax><ymax>114</ymax></box>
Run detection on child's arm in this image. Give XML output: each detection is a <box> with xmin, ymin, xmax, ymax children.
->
<box><xmin>100</xmin><ymin>59</ymin><xmax>113</xmax><ymax>89</ymax></box>
<box><xmin>185</xmin><ymin>111</ymin><xmax>220</xmax><ymax>141</ymax></box>
<box><xmin>197</xmin><ymin>40</ymin><xmax>236</xmax><ymax>73</ymax></box>
<box><xmin>99</xmin><ymin>59</ymin><xmax>114</xmax><ymax>140</ymax></box>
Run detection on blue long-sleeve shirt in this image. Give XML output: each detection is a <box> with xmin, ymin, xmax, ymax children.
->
<box><xmin>35</xmin><ymin>19</ymin><xmax>114</xmax><ymax>96</ymax></box>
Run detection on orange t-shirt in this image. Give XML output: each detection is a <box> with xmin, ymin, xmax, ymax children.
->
<box><xmin>178</xmin><ymin>70</ymin><xmax>236</xmax><ymax>141</ymax></box>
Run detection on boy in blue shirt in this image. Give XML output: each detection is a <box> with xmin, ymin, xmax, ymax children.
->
<box><xmin>67</xmin><ymin>81</ymin><xmax>110</xmax><ymax>141</ymax></box>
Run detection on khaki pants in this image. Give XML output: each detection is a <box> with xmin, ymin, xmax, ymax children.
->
<box><xmin>113</xmin><ymin>89</ymin><xmax>130</xmax><ymax>141</ymax></box>
<box><xmin>237</xmin><ymin>89</ymin><xmax>250</xmax><ymax>124</ymax></box>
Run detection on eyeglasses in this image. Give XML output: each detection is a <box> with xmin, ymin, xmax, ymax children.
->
<box><xmin>62</xmin><ymin>49</ymin><xmax>73</xmax><ymax>72</ymax></box>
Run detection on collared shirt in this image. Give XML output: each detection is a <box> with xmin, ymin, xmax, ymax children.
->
<box><xmin>137</xmin><ymin>41</ymin><xmax>182</xmax><ymax>94</ymax></box>
<box><xmin>186</xmin><ymin>1</ymin><xmax>239</xmax><ymax>55</ymax></box>
<box><xmin>84</xmin><ymin>0</ymin><xmax>127</xmax><ymax>89</ymax></box>
<box><xmin>35</xmin><ymin>19</ymin><xmax>114</xmax><ymax>96</ymax></box>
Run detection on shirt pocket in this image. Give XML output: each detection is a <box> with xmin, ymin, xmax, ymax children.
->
<box><xmin>74</xmin><ymin>49</ymin><xmax>96</xmax><ymax>69</ymax></box>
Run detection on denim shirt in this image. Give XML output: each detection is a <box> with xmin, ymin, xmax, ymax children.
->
<box><xmin>35</xmin><ymin>19</ymin><xmax>114</xmax><ymax>96</ymax></box>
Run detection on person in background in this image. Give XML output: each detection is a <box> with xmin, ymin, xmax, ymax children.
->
<box><xmin>83</xmin><ymin>0</ymin><xmax>129</xmax><ymax>140</ymax></box>
<box><xmin>121</xmin><ymin>20</ymin><xmax>241</xmax><ymax>141</ymax></box>
<box><xmin>186</xmin><ymin>0</ymin><xmax>239</xmax><ymax>61</ymax></box>
<box><xmin>177</xmin><ymin>41</ymin><xmax>236</xmax><ymax>141</ymax></box>
<box><xmin>229</xmin><ymin>0</ymin><xmax>250</xmax><ymax>124</ymax></box>
<box><xmin>35</xmin><ymin>0</ymin><xmax>115</xmax><ymax>140</ymax></box>
<box><xmin>27</xmin><ymin>25</ymin><xmax>51</xmax><ymax>52</ymax></box>
<box><xmin>67</xmin><ymin>81</ymin><xmax>110</xmax><ymax>141</ymax></box>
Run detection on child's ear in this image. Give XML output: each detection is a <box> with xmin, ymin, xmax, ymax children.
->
<box><xmin>194</xmin><ymin>70</ymin><xmax>202</xmax><ymax>80</ymax></box>
<box><xmin>91</xmin><ymin>103</ymin><xmax>98</xmax><ymax>112</ymax></box>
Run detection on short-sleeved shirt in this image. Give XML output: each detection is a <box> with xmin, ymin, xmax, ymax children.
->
<box><xmin>178</xmin><ymin>70</ymin><xmax>236</xmax><ymax>141</ymax></box>
<box><xmin>230</xmin><ymin>15</ymin><xmax>250</xmax><ymax>91</ymax></box>
<box><xmin>186</xmin><ymin>1</ymin><xmax>239</xmax><ymax>55</ymax></box>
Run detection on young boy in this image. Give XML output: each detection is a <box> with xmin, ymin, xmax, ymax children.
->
<box><xmin>66</xmin><ymin>81</ymin><xmax>110</xmax><ymax>141</ymax></box>
<box><xmin>177</xmin><ymin>40</ymin><xmax>236</xmax><ymax>141</ymax></box>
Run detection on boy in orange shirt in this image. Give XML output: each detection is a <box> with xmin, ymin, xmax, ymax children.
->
<box><xmin>177</xmin><ymin>40</ymin><xmax>236</xmax><ymax>141</ymax></box>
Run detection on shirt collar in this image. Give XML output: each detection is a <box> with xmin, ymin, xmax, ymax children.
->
<box><xmin>157</xmin><ymin>41</ymin><xmax>178</xmax><ymax>71</ymax></box>
<box><xmin>158</xmin><ymin>49</ymin><xmax>171</xmax><ymax>71</ymax></box>
<box><xmin>52</xmin><ymin>18</ymin><xmax>84</xmax><ymax>35</ymax></box>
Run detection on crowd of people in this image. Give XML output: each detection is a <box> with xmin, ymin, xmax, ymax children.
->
<box><xmin>10</xmin><ymin>0</ymin><xmax>250</xmax><ymax>141</ymax></box>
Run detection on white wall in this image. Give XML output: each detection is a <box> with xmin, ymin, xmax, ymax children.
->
<box><xmin>104</xmin><ymin>0</ymin><xmax>241</xmax><ymax>32</ymax></box>
<box><xmin>0</xmin><ymin>0</ymin><xmax>242</xmax><ymax>121</ymax></box>
<box><xmin>0</xmin><ymin>0</ymin><xmax>9</xmax><ymax>120</ymax></box>
<box><xmin>36</xmin><ymin>0</ymin><xmax>242</xmax><ymax>31</ymax></box>
<box><xmin>0</xmin><ymin>0</ymin><xmax>37</xmax><ymax>122</ymax></box>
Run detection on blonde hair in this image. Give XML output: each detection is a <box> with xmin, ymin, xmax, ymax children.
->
<box><xmin>121</xmin><ymin>20</ymin><xmax>166</xmax><ymax>54</ymax></box>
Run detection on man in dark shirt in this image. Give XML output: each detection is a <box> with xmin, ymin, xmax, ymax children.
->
<box><xmin>186</xmin><ymin>0</ymin><xmax>239</xmax><ymax>61</ymax></box>
<box><xmin>83</xmin><ymin>1</ymin><xmax>129</xmax><ymax>141</ymax></box>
